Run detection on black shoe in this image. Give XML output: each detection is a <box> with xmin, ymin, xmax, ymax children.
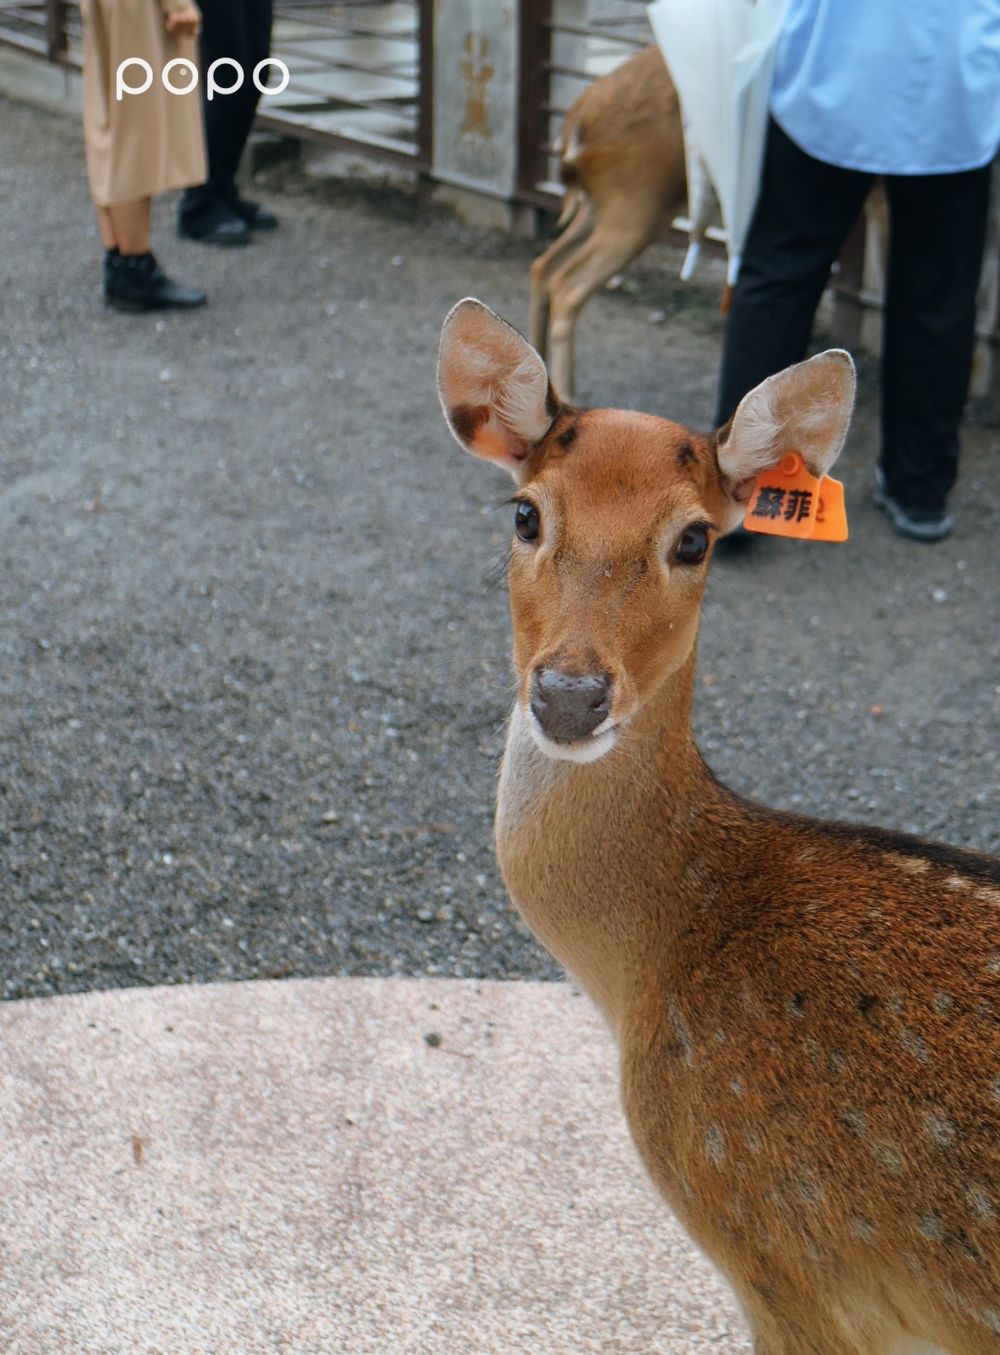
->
<box><xmin>104</xmin><ymin>251</ymin><xmax>207</xmax><ymax>312</ymax></box>
<box><xmin>178</xmin><ymin>201</ymin><xmax>251</xmax><ymax>246</ymax></box>
<box><xmin>873</xmin><ymin>486</ymin><xmax>953</xmax><ymax>542</ymax></box>
<box><xmin>228</xmin><ymin>195</ymin><xmax>279</xmax><ymax>231</ymax></box>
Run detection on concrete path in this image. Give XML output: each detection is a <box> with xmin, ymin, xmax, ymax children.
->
<box><xmin>0</xmin><ymin>977</ymin><xmax>750</xmax><ymax>1353</ymax></box>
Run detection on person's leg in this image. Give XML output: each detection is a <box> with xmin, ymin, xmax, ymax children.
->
<box><xmin>99</xmin><ymin>199</ymin><xmax>206</xmax><ymax>312</ymax></box>
<box><xmin>715</xmin><ymin>120</ymin><xmax>872</xmax><ymax>427</ymax></box>
<box><xmin>202</xmin><ymin>0</ymin><xmax>272</xmax><ymax>198</ymax></box>
<box><xmin>238</xmin><ymin>0</ymin><xmax>273</xmax><ymax>174</ymax></box>
<box><xmin>103</xmin><ymin>198</ymin><xmax>152</xmax><ymax>254</ymax></box>
<box><xmin>179</xmin><ymin>0</ymin><xmax>252</xmax><ymax>239</ymax></box>
<box><xmin>201</xmin><ymin>0</ymin><xmax>244</xmax><ymax>189</ymax></box>
<box><xmin>220</xmin><ymin>0</ymin><xmax>277</xmax><ymax>224</ymax></box>
<box><xmin>880</xmin><ymin>164</ymin><xmax>992</xmax><ymax>513</ymax></box>
<box><xmin>94</xmin><ymin>206</ymin><xmax>116</xmax><ymax>251</ymax></box>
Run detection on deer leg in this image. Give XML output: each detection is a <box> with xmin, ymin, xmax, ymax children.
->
<box><xmin>546</xmin><ymin>217</ymin><xmax>656</xmax><ymax>401</ymax></box>
<box><xmin>528</xmin><ymin>199</ymin><xmax>593</xmax><ymax>361</ymax></box>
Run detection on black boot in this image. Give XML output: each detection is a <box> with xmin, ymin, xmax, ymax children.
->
<box><xmin>104</xmin><ymin>251</ymin><xmax>207</xmax><ymax>312</ymax></box>
<box><xmin>178</xmin><ymin>188</ymin><xmax>251</xmax><ymax>246</ymax></box>
<box><xmin>226</xmin><ymin>189</ymin><xmax>279</xmax><ymax>232</ymax></box>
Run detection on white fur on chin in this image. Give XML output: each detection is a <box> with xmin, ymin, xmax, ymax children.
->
<box><xmin>526</xmin><ymin>712</ymin><xmax>618</xmax><ymax>764</ymax></box>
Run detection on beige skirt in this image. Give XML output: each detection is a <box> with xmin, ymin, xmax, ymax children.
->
<box><xmin>81</xmin><ymin>0</ymin><xmax>207</xmax><ymax>206</ymax></box>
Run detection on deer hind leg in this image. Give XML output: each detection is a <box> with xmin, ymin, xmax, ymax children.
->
<box><xmin>528</xmin><ymin>196</ymin><xmax>593</xmax><ymax>362</ymax></box>
<box><xmin>545</xmin><ymin>215</ymin><xmax>657</xmax><ymax>401</ymax></box>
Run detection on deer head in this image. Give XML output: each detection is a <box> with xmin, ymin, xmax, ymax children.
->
<box><xmin>437</xmin><ymin>299</ymin><xmax>855</xmax><ymax>764</ymax></box>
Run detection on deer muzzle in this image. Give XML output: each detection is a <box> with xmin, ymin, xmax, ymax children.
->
<box><xmin>529</xmin><ymin>668</ymin><xmax>613</xmax><ymax>745</ymax></box>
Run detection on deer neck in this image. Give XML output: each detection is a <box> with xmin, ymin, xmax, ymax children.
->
<box><xmin>495</xmin><ymin>649</ymin><xmax>730</xmax><ymax>1029</ymax></box>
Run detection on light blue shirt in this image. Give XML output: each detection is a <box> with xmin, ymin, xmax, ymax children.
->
<box><xmin>770</xmin><ymin>0</ymin><xmax>1000</xmax><ymax>175</ymax></box>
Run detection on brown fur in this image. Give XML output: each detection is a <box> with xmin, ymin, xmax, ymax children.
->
<box><xmin>529</xmin><ymin>44</ymin><xmax>687</xmax><ymax>402</ymax></box>
<box><xmin>438</xmin><ymin>301</ymin><xmax>1000</xmax><ymax>1355</ymax></box>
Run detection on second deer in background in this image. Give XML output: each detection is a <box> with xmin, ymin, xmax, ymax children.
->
<box><xmin>529</xmin><ymin>44</ymin><xmax>694</xmax><ymax>402</ymax></box>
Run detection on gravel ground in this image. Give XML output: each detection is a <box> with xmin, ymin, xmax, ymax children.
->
<box><xmin>1</xmin><ymin>98</ymin><xmax>998</xmax><ymax>1002</ymax></box>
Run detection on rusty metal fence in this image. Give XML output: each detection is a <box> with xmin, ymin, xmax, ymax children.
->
<box><xmin>258</xmin><ymin>0</ymin><xmax>432</xmax><ymax>167</ymax></box>
<box><xmin>0</xmin><ymin>0</ymin><xmax>77</xmax><ymax>63</ymax></box>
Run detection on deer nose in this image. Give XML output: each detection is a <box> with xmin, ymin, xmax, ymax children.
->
<box><xmin>530</xmin><ymin>669</ymin><xmax>612</xmax><ymax>743</ymax></box>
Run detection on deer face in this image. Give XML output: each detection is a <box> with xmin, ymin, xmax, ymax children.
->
<box><xmin>437</xmin><ymin>299</ymin><xmax>855</xmax><ymax>764</ymax></box>
<box><xmin>503</xmin><ymin>410</ymin><xmax>721</xmax><ymax>761</ymax></box>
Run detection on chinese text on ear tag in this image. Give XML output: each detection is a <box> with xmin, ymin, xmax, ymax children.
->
<box><xmin>742</xmin><ymin>453</ymin><xmax>848</xmax><ymax>542</ymax></box>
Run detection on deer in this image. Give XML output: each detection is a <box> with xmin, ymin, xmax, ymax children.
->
<box><xmin>528</xmin><ymin>43</ymin><xmax>697</xmax><ymax>404</ymax></box>
<box><xmin>437</xmin><ymin>297</ymin><xmax>1000</xmax><ymax>1355</ymax></box>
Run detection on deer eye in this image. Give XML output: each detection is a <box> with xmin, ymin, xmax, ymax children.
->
<box><xmin>514</xmin><ymin>501</ymin><xmax>540</xmax><ymax>543</ymax></box>
<box><xmin>675</xmin><ymin>523</ymin><xmax>709</xmax><ymax>565</ymax></box>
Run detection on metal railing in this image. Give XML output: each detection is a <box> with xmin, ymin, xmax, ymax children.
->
<box><xmin>259</xmin><ymin>0</ymin><xmax>432</xmax><ymax>168</ymax></box>
<box><xmin>0</xmin><ymin>0</ymin><xmax>76</xmax><ymax>63</ymax></box>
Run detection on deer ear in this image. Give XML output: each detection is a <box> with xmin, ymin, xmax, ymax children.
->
<box><xmin>715</xmin><ymin>350</ymin><xmax>856</xmax><ymax>530</ymax></box>
<box><xmin>437</xmin><ymin>298</ymin><xmax>558</xmax><ymax>480</ymax></box>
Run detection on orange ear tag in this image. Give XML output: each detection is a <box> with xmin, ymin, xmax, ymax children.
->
<box><xmin>742</xmin><ymin>453</ymin><xmax>848</xmax><ymax>542</ymax></box>
<box><xmin>808</xmin><ymin>473</ymin><xmax>849</xmax><ymax>542</ymax></box>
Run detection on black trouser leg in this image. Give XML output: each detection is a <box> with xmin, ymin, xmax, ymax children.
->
<box><xmin>715</xmin><ymin>120</ymin><xmax>872</xmax><ymax>427</ymax></box>
<box><xmin>182</xmin><ymin>0</ymin><xmax>274</xmax><ymax>215</ymax></box>
<box><xmin>879</xmin><ymin>165</ymin><xmax>992</xmax><ymax>510</ymax></box>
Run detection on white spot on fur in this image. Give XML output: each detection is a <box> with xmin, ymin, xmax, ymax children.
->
<box><xmin>745</xmin><ymin>1130</ymin><xmax>761</xmax><ymax>1154</ymax></box>
<box><xmin>944</xmin><ymin>874</ymin><xmax>971</xmax><ymax>891</ymax></box>
<box><xmin>876</xmin><ymin>1143</ymin><xmax>903</xmax><ymax>1175</ymax></box>
<box><xmin>737</xmin><ymin>983</ymin><xmax>763</xmax><ymax>1018</ymax></box>
<box><xmin>888</xmin><ymin>852</ymin><xmax>930</xmax><ymax>874</ymax></box>
<box><xmin>802</xmin><ymin>1031</ymin><xmax>822</xmax><ymax>1067</ymax></box>
<box><xmin>726</xmin><ymin>1197</ymin><xmax>748</xmax><ymax>1224</ymax></box>
<box><xmin>704</xmin><ymin>1124</ymin><xmax>725</xmax><ymax>1166</ymax></box>
<box><xmin>917</xmin><ymin>1210</ymin><xmax>943</xmax><ymax>1241</ymax></box>
<box><xmin>667</xmin><ymin>995</ymin><xmax>694</xmax><ymax>1068</ymax></box>
<box><xmin>850</xmin><ymin>1213</ymin><xmax>876</xmax><ymax>1242</ymax></box>
<box><xmin>923</xmin><ymin>1111</ymin><xmax>956</xmax><ymax>1147</ymax></box>
<box><xmin>978</xmin><ymin>885</ymin><xmax>1000</xmax><ymax>905</ymax></box>
<box><xmin>796</xmin><ymin>1173</ymin><xmax>825</xmax><ymax>1208</ymax></box>
<box><xmin>966</xmin><ymin>1184</ymin><xmax>994</xmax><ymax>1218</ymax></box>
<box><xmin>900</xmin><ymin>1027</ymin><xmax>928</xmax><ymax>1061</ymax></box>
<box><xmin>842</xmin><ymin>1107</ymin><xmax>868</xmax><ymax>1138</ymax></box>
<box><xmin>932</xmin><ymin>991</ymin><xmax>955</xmax><ymax>1013</ymax></box>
